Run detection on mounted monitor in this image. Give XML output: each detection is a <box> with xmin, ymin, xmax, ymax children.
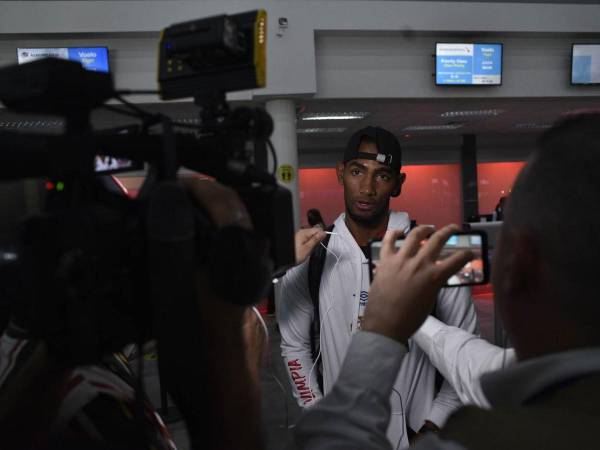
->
<box><xmin>571</xmin><ymin>44</ymin><xmax>600</xmax><ymax>85</ymax></box>
<box><xmin>16</xmin><ymin>47</ymin><xmax>110</xmax><ymax>73</ymax></box>
<box><xmin>436</xmin><ymin>43</ymin><xmax>502</xmax><ymax>86</ymax></box>
<box><xmin>95</xmin><ymin>125</ymin><xmax>144</xmax><ymax>175</ymax></box>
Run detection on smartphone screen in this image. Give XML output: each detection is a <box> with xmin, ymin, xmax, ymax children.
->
<box><xmin>369</xmin><ymin>231</ymin><xmax>489</xmax><ymax>287</ymax></box>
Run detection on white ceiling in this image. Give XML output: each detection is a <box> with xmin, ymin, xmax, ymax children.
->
<box><xmin>2</xmin><ymin>95</ymin><xmax>599</xmax><ymax>162</ymax></box>
<box><xmin>294</xmin><ymin>96</ymin><xmax>600</xmax><ymax>149</ymax></box>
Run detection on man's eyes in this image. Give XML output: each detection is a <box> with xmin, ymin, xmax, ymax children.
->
<box><xmin>349</xmin><ymin>169</ymin><xmax>391</xmax><ymax>181</ymax></box>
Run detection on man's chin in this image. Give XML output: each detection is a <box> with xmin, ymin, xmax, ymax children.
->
<box><xmin>347</xmin><ymin>208</ymin><xmax>386</xmax><ymax>226</ymax></box>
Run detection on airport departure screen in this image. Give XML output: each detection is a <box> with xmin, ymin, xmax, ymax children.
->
<box><xmin>17</xmin><ymin>47</ymin><xmax>110</xmax><ymax>72</ymax></box>
<box><xmin>572</xmin><ymin>44</ymin><xmax>600</xmax><ymax>85</ymax></box>
<box><xmin>436</xmin><ymin>43</ymin><xmax>502</xmax><ymax>85</ymax></box>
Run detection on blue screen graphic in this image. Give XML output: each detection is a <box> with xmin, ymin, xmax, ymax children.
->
<box><xmin>470</xmin><ymin>235</ymin><xmax>482</xmax><ymax>246</ymax></box>
<box><xmin>572</xmin><ymin>45</ymin><xmax>600</xmax><ymax>84</ymax></box>
<box><xmin>17</xmin><ymin>47</ymin><xmax>109</xmax><ymax>73</ymax></box>
<box><xmin>572</xmin><ymin>56</ymin><xmax>592</xmax><ymax>84</ymax></box>
<box><xmin>67</xmin><ymin>47</ymin><xmax>109</xmax><ymax>73</ymax></box>
<box><xmin>436</xmin><ymin>43</ymin><xmax>502</xmax><ymax>85</ymax></box>
<box><xmin>446</xmin><ymin>236</ymin><xmax>458</xmax><ymax>246</ymax></box>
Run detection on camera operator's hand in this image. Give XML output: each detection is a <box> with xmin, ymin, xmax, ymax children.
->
<box><xmin>181</xmin><ymin>176</ymin><xmax>252</xmax><ymax>229</ymax></box>
<box><xmin>182</xmin><ymin>176</ymin><xmax>271</xmax><ymax>307</ymax></box>
<box><xmin>295</xmin><ymin>227</ymin><xmax>327</xmax><ymax>265</ymax></box>
<box><xmin>362</xmin><ymin>225</ymin><xmax>473</xmax><ymax>343</ymax></box>
<box><xmin>170</xmin><ymin>176</ymin><xmax>265</xmax><ymax>450</ymax></box>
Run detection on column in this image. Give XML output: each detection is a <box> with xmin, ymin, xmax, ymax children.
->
<box><xmin>461</xmin><ymin>134</ymin><xmax>479</xmax><ymax>222</ymax></box>
<box><xmin>266</xmin><ymin>99</ymin><xmax>301</xmax><ymax>230</ymax></box>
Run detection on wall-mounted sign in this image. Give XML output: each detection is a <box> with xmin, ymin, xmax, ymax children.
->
<box><xmin>278</xmin><ymin>164</ymin><xmax>295</xmax><ymax>183</ymax></box>
<box><xmin>436</xmin><ymin>43</ymin><xmax>502</xmax><ymax>86</ymax></box>
<box><xmin>17</xmin><ymin>47</ymin><xmax>110</xmax><ymax>72</ymax></box>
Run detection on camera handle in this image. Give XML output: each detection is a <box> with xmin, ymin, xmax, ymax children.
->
<box><xmin>146</xmin><ymin>181</ymin><xmax>198</xmax><ymax>427</ymax></box>
<box><xmin>194</xmin><ymin>91</ymin><xmax>230</xmax><ymax>133</ymax></box>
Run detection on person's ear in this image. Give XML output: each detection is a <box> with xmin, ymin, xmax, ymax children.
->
<box><xmin>495</xmin><ymin>230</ymin><xmax>541</xmax><ymax>303</ymax></box>
<box><xmin>391</xmin><ymin>172</ymin><xmax>406</xmax><ymax>198</ymax></box>
<box><xmin>336</xmin><ymin>162</ymin><xmax>345</xmax><ymax>186</ymax></box>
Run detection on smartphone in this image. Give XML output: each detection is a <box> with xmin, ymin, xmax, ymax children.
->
<box><xmin>368</xmin><ymin>231</ymin><xmax>490</xmax><ymax>287</ymax></box>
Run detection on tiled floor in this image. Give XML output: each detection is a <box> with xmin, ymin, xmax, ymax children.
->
<box><xmin>144</xmin><ymin>299</ymin><xmax>497</xmax><ymax>450</ymax></box>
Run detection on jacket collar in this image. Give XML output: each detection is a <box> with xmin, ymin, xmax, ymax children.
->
<box><xmin>333</xmin><ymin>212</ymin><xmax>410</xmax><ymax>241</ymax></box>
<box><xmin>481</xmin><ymin>346</ymin><xmax>600</xmax><ymax>407</ymax></box>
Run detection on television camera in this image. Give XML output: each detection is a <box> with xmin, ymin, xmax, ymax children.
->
<box><xmin>0</xmin><ymin>10</ymin><xmax>294</xmax><ymax>366</ymax></box>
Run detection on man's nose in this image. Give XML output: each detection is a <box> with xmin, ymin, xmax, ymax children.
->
<box><xmin>359</xmin><ymin>174</ymin><xmax>376</xmax><ymax>196</ymax></box>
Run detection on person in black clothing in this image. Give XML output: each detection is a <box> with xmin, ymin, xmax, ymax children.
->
<box><xmin>307</xmin><ymin>208</ymin><xmax>326</xmax><ymax>229</ymax></box>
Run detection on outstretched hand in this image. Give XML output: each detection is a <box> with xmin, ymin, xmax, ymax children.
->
<box><xmin>362</xmin><ymin>225</ymin><xmax>474</xmax><ymax>343</ymax></box>
<box><xmin>295</xmin><ymin>227</ymin><xmax>327</xmax><ymax>265</ymax></box>
<box><xmin>178</xmin><ymin>176</ymin><xmax>264</xmax><ymax>449</ymax></box>
<box><xmin>181</xmin><ymin>176</ymin><xmax>252</xmax><ymax>229</ymax></box>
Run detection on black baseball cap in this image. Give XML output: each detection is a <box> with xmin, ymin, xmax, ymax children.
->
<box><xmin>344</xmin><ymin>126</ymin><xmax>402</xmax><ymax>171</ymax></box>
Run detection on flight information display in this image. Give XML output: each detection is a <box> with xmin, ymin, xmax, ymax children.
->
<box><xmin>436</xmin><ymin>43</ymin><xmax>502</xmax><ymax>85</ymax></box>
<box><xmin>17</xmin><ymin>47</ymin><xmax>110</xmax><ymax>72</ymax></box>
<box><xmin>572</xmin><ymin>44</ymin><xmax>600</xmax><ymax>85</ymax></box>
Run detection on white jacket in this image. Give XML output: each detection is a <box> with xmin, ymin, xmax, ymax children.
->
<box><xmin>277</xmin><ymin>212</ymin><xmax>479</xmax><ymax>449</ymax></box>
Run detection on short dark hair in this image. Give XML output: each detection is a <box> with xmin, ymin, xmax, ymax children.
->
<box><xmin>505</xmin><ymin>112</ymin><xmax>600</xmax><ymax>328</ymax></box>
<box><xmin>307</xmin><ymin>208</ymin><xmax>325</xmax><ymax>227</ymax></box>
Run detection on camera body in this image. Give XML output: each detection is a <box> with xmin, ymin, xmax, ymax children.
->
<box><xmin>0</xmin><ymin>10</ymin><xmax>295</xmax><ymax>365</ymax></box>
<box><xmin>158</xmin><ymin>10</ymin><xmax>267</xmax><ymax>100</ymax></box>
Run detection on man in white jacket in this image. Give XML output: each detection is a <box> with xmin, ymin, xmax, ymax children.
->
<box><xmin>277</xmin><ymin>126</ymin><xmax>478</xmax><ymax>448</ymax></box>
<box><xmin>295</xmin><ymin>112</ymin><xmax>600</xmax><ymax>450</ymax></box>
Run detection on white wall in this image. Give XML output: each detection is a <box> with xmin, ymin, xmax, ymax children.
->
<box><xmin>2</xmin><ymin>1</ymin><xmax>600</xmax><ymax>99</ymax></box>
<box><xmin>0</xmin><ymin>34</ymin><xmax>160</xmax><ymax>99</ymax></box>
<box><xmin>315</xmin><ymin>32</ymin><xmax>600</xmax><ymax>98</ymax></box>
<box><xmin>0</xmin><ymin>1</ymin><xmax>596</xmax><ymax>166</ymax></box>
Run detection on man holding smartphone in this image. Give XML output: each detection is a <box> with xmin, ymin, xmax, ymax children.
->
<box><xmin>277</xmin><ymin>126</ymin><xmax>478</xmax><ymax>448</ymax></box>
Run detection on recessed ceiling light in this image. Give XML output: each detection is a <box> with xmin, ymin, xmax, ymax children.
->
<box><xmin>402</xmin><ymin>124</ymin><xmax>464</xmax><ymax>131</ymax></box>
<box><xmin>0</xmin><ymin>120</ymin><xmax>63</xmax><ymax>129</ymax></box>
<box><xmin>173</xmin><ymin>117</ymin><xmax>201</xmax><ymax>125</ymax></box>
<box><xmin>300</xmin><ymin>112</ymin><xmax>370</xmax><ymax>121</ymax></box>
<box><xmin>514</xmin><ymin>123</ymin><xmax>552</xmax><ymax>129</ymax></box>
<box><xmin>440</xmin><ymin>109</ymin><xmax>503</xmax><ymax>118</ymax></box>
<box><xmin>297</xmin><ymin>127</ymin><xmax>347</xmax><ymax>134</ymax></box>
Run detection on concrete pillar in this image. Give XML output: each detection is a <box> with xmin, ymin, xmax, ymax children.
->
<box><xmin>461</xmin><ymin>134</ymin><xmax>479</xmax><ymax>222</ymax></box>
<box><xmin>266</xmin><ymin>99</ymin><xmax>301</xmax><ymax>230</ymax></box>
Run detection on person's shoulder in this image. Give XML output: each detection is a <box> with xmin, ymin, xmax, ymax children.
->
<box><xmin>442</xmin><ymin>402</ymin><xmax>598</xmax><ymax>450</ymax></box>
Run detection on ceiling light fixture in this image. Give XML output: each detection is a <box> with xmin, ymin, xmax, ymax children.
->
<box><xmin>402</xmin><ymin>124</ymin><xmax>464</xmax><ymax>131</ymax></box>
<box><xmin>440</xmin><ymin>109</ymin><xmax>503</xmax><ymax>118</ymax></box>
<box><xmin>297</xmin><ymin>127</ymin><xmax>347</xmax><ymax>134</ymax></box>
<box><xmin>173</xmin><ymin>117</ymin><xmax>201</xmax><ymax>125</ymax></box>
<box><xmin>0</xmin><ymin>120</ymin><xmax>63</xmax><ymax>129</ymax></box>
<box><xmin>300</xmin><ymin>112</ymin><xmax>370</xmax><ymax>121</ymax></box>
<box><xmin>514</xmin><ymin>123</ymin><xmax>552</xmax><ymax>129</ymax></box>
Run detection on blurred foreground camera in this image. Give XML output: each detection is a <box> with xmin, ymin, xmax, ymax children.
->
<box><xmin>0</xmin><ymin>9</ymin><xmax>295</xmax><ymax>364</ymax></box>
<box><xmin>158</xmin><ymin>10</ymin><xmax>267</xmax><ymax>100</ymax></box>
